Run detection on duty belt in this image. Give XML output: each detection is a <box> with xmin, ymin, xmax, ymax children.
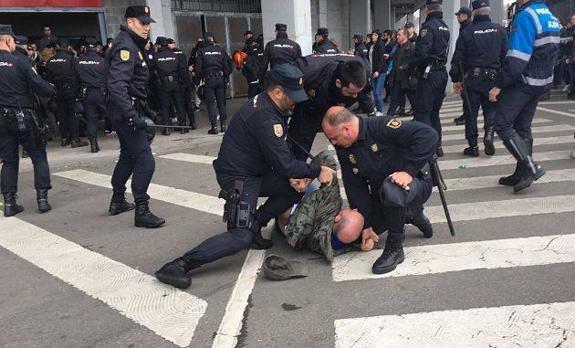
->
<box><xmin>470</xmin><ymin>67</ymin><xmax>497</xmax><ymax>80</ymax></box>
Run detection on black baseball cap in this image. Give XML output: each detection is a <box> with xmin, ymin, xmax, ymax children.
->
<box><xmin>0</xmin><ymin>24</ymin><xmax>14</xmax><ymax>36</ymax></box>
<box><xmin>243</xmin><ymin>30</ymin><xmax>253</xmax><ymax>36</ymax></box>
<box><xmin>275</xmin><ymin>23</ymin><xmax>287</xmax><ymax>31</ymax></box>
<box><xmin>85</xmin><ymin>37</ymin><xmax>98</xmax><ymax>47</ymax></box>
<box><xmin>203</xmin><ymin>32</ymin><xmax>214</xmax><ymax>40</ymax></box>
<box><xmin>426</xmin><ymin>0</ymin><xmax>442</xmax><ymax>4</ymax></box>
<box><xmin>472</xmin><ymin>0</ymin><xmax>490</xmax><ymax>10</ymax></box>
<box><xmin>167</xmin><ymin>38</ymin><xmax>175</xmax><ymax>44</ymax></box>
<box><xmin>155</xmin><ymin>36</ymin><xmax>168</xmax><ymax>47</ymax></box>
<box><xmin>266</xmin><ymin>64</ymin><xmax>308</xmax><ymax>103</ymax></box>
<box><xmin>455</xmin><ymin>6</ymin><xmax>472</xmax><ymax>16</ymax></box>
<box><xmin>317</xmin><ymin>27</ymin><xmax>329</xmax><ymax>36</ymax></box>
<box><xmin>14</xmin><ymin>35</ymin><xmax>28</xmax><ymax>45</ymax></box>
<box><xmin>124</xmin><ymin>5</ymin><xmax>155</xmax><ymax>23</ymax></box>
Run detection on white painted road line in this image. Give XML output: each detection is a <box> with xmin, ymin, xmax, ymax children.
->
<box><xmin>332</xmin><ymin>233</ymin><xmax>575</xmax><ymax>282</ymax></box>
<box><xmin>160</xmin><ymin>153</ymin><xmax>216</xmax><ymax>165</ymax></box>
<box><xmin>443</xmin><ymin>124</ymin><xmax>575</xmax><ymax>141</ymax></box>
<box><xmin>438</xmin><ymin>168</ymin><xmax>575</xmax><ymax>192</ymax></box>
<box><xmin>334</xmin><ymin>301</ymin><xmax>575</xmax><ymax>348</ymax></box>
<box><xmin>437</xmin><ymin>150</ymin><xmax>571</xmax><ymax>170</ymax></box>
<box><xmin>0</xmin><ymin>213</ymin><xmax>207</xmax><ymax>347</ymax></box>
<box><xmin>537</xmin><ymin>106</ymin><xmax>575</xmax><ymax>119</ymax></box>
<box><xmin>440</xmin><ymin>134</ymin><xmax>573</xmax><ymax>154</ymax></box>
<box><xmin>441</xmin><ymin>117</ymin><xmax>549</xmax><ymax>132</ymax></box>
<box><xmin>427</xmin><ymin>194</ymin><xmax>575</xmax><ymax>224</ymax></box>
<box><xmin>539</xmin><ymin>100</ymin><xmax>575</xmax><ymax>105</ymax></box>
<box><xmin>55</xmin><ymin>169</ymin><xmax>265</xmax><ymax>348</ymax></box>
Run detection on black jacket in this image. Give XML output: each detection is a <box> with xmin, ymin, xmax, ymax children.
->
<box><xmin>411</xmin><ymin>11</ymin><xmax>450</xmax><ymax>73</ymax></box>
<box><xmin>313</xmin><ymin>39</ymin><xmax>340</xmax><ymax>54</ymax></box>
<box><xmin>76</xmin><ymin>49</ymin><xmax>106</xmax><ymax>89</ymax></box>
<box><xmin>195</xmin><ymin>42</ymin><xmax>233</xmax><ymax>80</ymax></box>
<box><xmin>370</xmin><ymin>39</ymin><xmax>386</xmax><ymax>74</ymax></box>
<box><xmin>263</xmin><ymin>34</ymin><xmax>302</xmax><ymax>69</ymax></box>
<box><xmin>46</xmin><ymin>49</ymin><xmax>79</xmax><ymax>99</ymax></box>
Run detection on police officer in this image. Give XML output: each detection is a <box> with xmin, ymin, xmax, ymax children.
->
<box><xmin>76</xmin><ymin>37</ymin><xmax>107</xmax><ymax>153</ymax></box>
<box><xmin>242</xmin><ymin>30</ymin><xmax>253</xmax><ymax>53</ymax></box>
<box><xmin>195</xmin><ymin>32</ymin><xmax>233</xmax><ymax>134</ymax></box>
<box><xmin>46</xmin><ymin>39</ymin><xmax>88</xmax><ymax>148</ymax></box>
<box><xmin>153</xmin><ymin>37</ymin><xmax>190</xmax><ymax>135</ymax></box>
<box><xmin>242</xmin><ymin>35</ymin><xmax>266</xmax><ymax>99</ymax></box>
<box><xmin>452</xmin><ymin>6</ymin><xmax>473</xmax><ymax>126</ymax></box>
<box><xmin>353</xmin><ymin>33</ymin><xmax>369</xmax><ymax>67</ymax></box>
<box><xmin>168</xmin><ymin>38</ymin><xmax>196</xmax><ymax>129</ymax></box>
<box><xmin>410</xmin><ymin>0</ymin><xmax>450</xmax><ymax>157</ymax></box>
<box><xmin>450</xmin><ymin>0</ymin><xmax>507</xmax><ymax>157</ymax></box>
<box><xmin>106</xmin><ymin>5</ymin><xmax>165</xmax><ymax>228</ymax></box>
<box><xmin>0</xmin><ymin>25</ymin><xmax>56</xmax><ymax>216</ymax></box>
<box><xmin>313</xmin><ymin>28</ymin><xmax>340</xmax><ymax>54</ymax></box>
<box><xmin>263</xmin><ymin>23</ymin><xmax>302</xmax><ymax>69</ymax></box>
<box><xmin>289</xmin><ymin>54</ymin><xmax>375</xmax><ymax>160</ymax></box>
<box><xmin>154</xmin><ymin>64</ymin><xmax>336</xmax><ymax>289</ymax></box>
<box><xmin>489</xmin><ymin>0</ymin><xmax>560</xmax><ymax>193</ymax></box>
<box><xmin>322</xmin><ymin>106</ymin><xmax>437</xmax><ymax>274</ymax></box>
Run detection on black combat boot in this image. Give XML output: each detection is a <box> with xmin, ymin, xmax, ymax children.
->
<box><xmin>208</xmin><ymin>121</ymin><xmax>218</xmax><ymax>135</ymax></box>
<box><xmin>155</xmin><ymin>257</ymin><xmax>200</xmax><ymax>289</ymax></box>
<box><xmin>108</xmin><ymin>191</ymin><xmax>135</xmax><ymax>215</ymax></box>
<box><xmin>89</xmin><ymin>138</ymin><xmax>100</xmax><ymax>153</ymax></box>
<box><xmin>436</xmin><ymin>146</ymin><xmax>444</xmax><ymax>158</ymax></box>
<box><xmin>406</xmin><ymin>206</ymin><xmax>433</xmax><ymax>238</ymax></box>
<box><xmin>60</xmin><ymin>138</ymin><xmax>70</xmax><ymax>147</ymax></box>
<box><xmin>189</xmin><ymin>113</ymin><xmax>197</xmax><ymax>130</ymax></box>
<box><xmin>250</xmin><ymin>220</ymin><xmax>273</xmax><ymax>250</ymax></box>
<box><xmin>161</xmin><ymin>127</ymin><xmax>170</xmax><ymax>136</ymax></box>
<box><xmin>36</xmin><ymin>189</ymin><xmax>52</xmax><ymax>213</ymax></box>
<box><xmin>220</xmin><ymin>119</ymin><xmax>226</xmax><ymax>133</ymax></box>
<box><xmin>134</xmin><ymin>201</ymin><xmax>165</xmax><ymax>228</ymax></box>
<box><xmin>3</xmin><ymin>192</ymin><xmax>24</xmax><ymax>217</ymax></box>
<box><xmin>454</xmin><ymin>114</ymin><xmax>465</xmax><ymax>125</ymax></box>
<box><xmin>372</xmin><ymin>235</ymin><xmax>405</xmax><ymax>274</ymax></box>
<box><xmin>71</xmin><ymin>138</ymin><xmax>88</xmax><ymax>148</ymax></box>
<box><xmin>463</xmin><ymin>144</ymin><xmax>479</xmax><ymax>157</ymax></box>
<box><xmin>483</xmin><ymin>127</ymin><xmax>495</xmax><ymax>156</ymax></box>
<box><xmin>503</xmin><ymin>135</ymin><xmax>545</xmax><ymax>193</ymax></box>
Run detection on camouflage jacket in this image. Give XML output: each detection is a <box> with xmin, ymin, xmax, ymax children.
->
<box><xmin>284</xmin><ymin>150</ymin><xmax>360</xmax><ymax>262</ymax></box>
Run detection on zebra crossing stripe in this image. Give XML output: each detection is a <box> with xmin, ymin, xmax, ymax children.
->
<box><xmin>334</xmin><ymin>301</ymin><xmax>575</xmax><ymax>347</ymax></box>
<box><xmin>437</xmin><ymin>150</ymin><xmax>571</xmax><ymax>170</ymax></box>
<box><xmin>440</xmin><ymin>134</ymin><xmax>573</xmax><ymax>154</ymax></box>
<box><xmin>441</xmin><ymin>117</ymin><xmax>550</xmax><ymax>132</ymax></box>
<box><xmin>160</xmin><ymin>153</ymin><xmax>216</xmax><ymax>165</ymax></box>
<box><xmin>0</xmin><ymin>212</ymin><xmax>207</xmax><ymax>347</ymax></box>
<box><xmin>442</xmin><ymin>125</ymin><xmax>574</xmax><ymax>141</ymax></box>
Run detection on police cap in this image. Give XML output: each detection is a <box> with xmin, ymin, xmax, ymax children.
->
<box><xmin>455</xmin><ymin>6</ymin><xmax>472</xmax><ymax>16</ymax></box>
<box><xmin>203</xmin><ymin>32</ymin><xmax>214</xmax><ymax>40</ymax></box>
<box><xmin>14</xmin><ymin>35</ymin><xmax>28</xmax><ymax>45</ymax></box>
<box><xmin>243</xmin><ymin>30</ymin><xmax>253</xmax><ymax>36</ymax></box>
<box><xmin>266</xmin><ymin>64</ymin><xmax>308</xmax><ymax>103</ymax></box>
<box><xmin>155</xmin><ymin>36</ymin><xmax>168</xmax><ymax>47</ymax></box>
<box><xmin>85</xmin><ymin>37</ymin><xmax>98</xmax><ymax>48</ymax></box>
<box><xmin>275</xmin><ymin>23</ymin><xmax>287</xmax><ymax>31</ymax></box>
<box><xmin>317</xmin><ymin>27</ymin><xmax>329</xmax><ymax>36</ymax></box>
<box><xmin>0</xmin><ymin>24</ymin><xmax>14</xmax><ymax>36</ymax></box>
<box><xmin>124</xmin><ymin>5</ymin><xmax>156</xmax><ymax>23</ymax></box>
<box><xmin>472</xmin><ymin>0</ymin><xmax>490</xmax><ymax>10</ymax></box>
<box><xmin>426</xmin><ymin>0</ymin><xmax>442</xmax><ymax>5</ymax></box>
<box><xmin>353</xmin><ymin>33</ymin><xmax>364</xmax><ymax>40</ymax></box>
<box><xmin>167</xmin><ymin>38</ymin><xmax>175</xmax><ymax>45</ymax></box>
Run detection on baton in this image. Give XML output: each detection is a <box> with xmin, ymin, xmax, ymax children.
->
<box><xmin>287</xmin><ymin>135</ymin><xmax>316</xmax><ymax>160</ymax></box>
<box><xmin>459</xmin><ymin>63</ymin><xmax>475</xmax><ymax>120</ymax></box>
<box><xmin>430</xmin><ymin>156</ymin><xmax>455</xmax><ymax>236</ymax></box>
<box><xmin>147</xmin><ymin>124</ymin><xmax>196</xmax><ymax>130</ymax></box>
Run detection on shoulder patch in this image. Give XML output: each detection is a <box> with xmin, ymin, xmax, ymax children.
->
<box><xmin>371</xmin><ymin>143</ymin><xmax>378</xmax><ymax>152</ymax></box>
<box><xmin>120</xmin><ymin>50</ymin><xmax>130</xmax><ymax>61</ymax></box>
<box><xmin>420</xmin><ymin>29</ymin><xmax>428</xmax><ymax>38</ymax></box>
<box><xmin>273</xmin><ymin>124</ymin><xmax>283</xmax><ymax>137</ymax></box>
<box><xmin>386</xmin><ymin>118</ymin><xmax>402</xmax><ymax>129</ymax></box>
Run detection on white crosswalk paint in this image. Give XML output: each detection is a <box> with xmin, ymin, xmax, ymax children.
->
<box><xmin>332</xmin><ymin>233</ymin><xmax>575</xmax><ymax>281</ymax></box>
<box><xmin>442</xmin><ymin>125</ymin><xmax>574</xmax><ymax>141</ymax></box>
<box><xmin>441</xmin><ymin>117</ymin><xmax>549</xmax><ymax>132</ymax></box>
<box><xmin>334</xmin><ymin>301</ymin><xmax>575</xmax><ymax>348</ymax></box>
<box><xmin>537</xmin><ymin>106</ymin><xmax>575</xmax><ymax>119</ymax></box>
<box><xmin>437</xmin><ymin>150</ymin><xmax>571</xmax><ymax>170</ymax></box>
<box><xmin>440</xmin><ymin>134</ymin><xmax>573</xmax><ymax>154</ymax></box>
<box><xmin>54</xmin><ymin>169</ymin><xmax>265</xmax><ymax>348</ymax></box>
<box><xmin>0</xmin><ymin>213</ymin><xmax>208</xmax><ymax>347</ymax></box>
<box><xmin>160</xmin><ymin>153</ymin><xmax>216</xmax><ymax>164</ymax></box>
<box><xmin>538</xmin><ymin>100</ymin><xmax>575</xmax><ymax>105</ymax></box>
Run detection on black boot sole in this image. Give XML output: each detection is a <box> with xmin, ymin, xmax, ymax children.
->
<box><xmin>513</xmin><ymin>168</ymin><xmax>545</xmax><ymax>193</ymax></box>
<box><xmin>135</xmin><ymin>218</ymin><xmax>166</xmax><ymax>228</ymax></box>
<box><xmin>372</xmin><ymin>253</ymin><xmax>405</xmax><ymax>274</ymax></box>
<box><xmin>484</xmin><ymin>140</ymin><xmax>495</xmax><ymax>156</ymax></box>
<box><xmin>4</xmin><ymin>206</ymin><xmax>24</xmax><ymax>217</ymax></box>
<box><xmin>38</xmin><ymin>202</ymin><xmax>52</xmax><ymax>214</ymax></box>
<box><xmin>155</xmin><ymin>270</ymin><xmax>191</xmax><ymax>289</ymax></box>
<box><xmin>108</xmin><ymin>203</ymin><xmax>135</xmax><ymax>216</ymax></box>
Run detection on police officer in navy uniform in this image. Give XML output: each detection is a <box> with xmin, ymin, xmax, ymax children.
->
<box><xmin>242</xmin><ymin>34</ymin><xmax>267</xmax><ymax>99</ymax></box>
<box><xmin>0</xmin><ymin>24</ymin><xmax>56</xmax><ymax>216</ymax></box>
<box><xmin>410</xmin><ymin>0</ymin><xmax>450</xmax><ymax>157</ymax></box>
<box><xmin>106</xmin><ymin>5</ymin><xmax>165</xmax><ymax>228</ymax></box>
<box><xmin>195</xmin><ymin>32</ymin><xmax>233</xmax><ymax>134</ymax></box>
<box><xmin>323</xmin><ymin>106</ymin><xmax>437</xmax><ymax>274</ymax></box>
<box><xmin>452</xmin><ymin>6</ymin><xmax>473</xmax><ymax>127</ymax></box>
<box><xmin>263</xmin><ymin>23</ymin><xmax>302</xmax><ymax>69</ymax></box>
<box><xmin>289</xmin><ymin>54</ymin><xmax>375</xmax><ymax>161</ymax></box>
<box><xmin>46</xmin><ymin>39</ymin><xmax>88</xmax><ymax>148</ymax></box>
<box><xmin>450</xmin><ymin>0</ymin><xmax>508</xmax><ymax>157</ymax></box>
<box><xmin>154</xmin><ymin>64</ymin><xmax>336</xmax><ymax>289</ymax></box>
<box><xmin>153</xmin><ymin>37</ymin><xmax>190</xmax><ymax>135</ymax></box>
<box><xmin>76</xmin><ymin>37</ymin><xmax>107</xmax><ymax>153</ymax></box>
<box><xmin>168</xmin><ymin>38</ymin><xmax>196</xmax><ymax>130</ymax></box>
<box><xmin>353</xmin><ymin>33</ymin><xmax>370</xmax><ymax>67</ymax></box>
<box><xmin>313</xmin><ymin>28</ymin><xmax>340</xmax><ymax>54</ymax></box>
<box><xmin>489</xmin><ymin>0</ymin><xmax>560</xmax><ymax>193</ymax></box>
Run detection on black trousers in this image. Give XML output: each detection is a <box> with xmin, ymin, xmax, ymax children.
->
<box><xmin>494</xmin><ymin>87</ymin><xmax>541</xmax><ymax>143</ymax></box>
<box><xmin>182</xmin><ymin>172</ymin><xmax>302</xmax><ymax>266</ymax></box>
<box><xmin>414</xmin><ymin>69</ymin><xmax>447</xmax><ymax>146</ymax></box>
<box><xmin>464</xmin><ymin>77</ymin><xmax>496</xmax><ymax>146</ymax></box>
<box><xmin>0</xmin><ymin>109</ymin><xmax>51</xmax><ymax>194</ymax></box>
<box><xmin>371</xmin><ymin>176</ymin><xmax>433</xmax><ymax>239</ymax></box>
<box><xmin>83</xmin><ymin>88</ymin><xmax>107</xmax><ymax>139</ymax></box>
<box><xmin>159</xmin><ymin>84</ymin><xmax>188</xmax><ymax>127</ymax></box>
<box><xmin>111</xmin><ymin>117</ymin><xmax>155</xmax><ymax>204</ymax></box>
<box><xmin>288</xmin><ymin>105</ymin><xmax>323</xmax><ymax>161</ymax></box>
<box><xmin>247</xmin><ymin>81</ymin><xmax>263</xmax><ymax>99</ymax></box>
<box><xmin>204</xmin><ymin>77</ymin><xmax>227</xmax><ymax>124</ymax></box>
<box><xmin>56</xmin><ymin>96</ymin><xmax>80</xmax><ymax>140</ymax></box>
<box><xmin>386</xmin><ymin>82</ymin><xmax>416</xmax><ymax>117</ymax></box>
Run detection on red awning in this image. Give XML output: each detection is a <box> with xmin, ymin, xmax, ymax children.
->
<box><xmin>0</xmin><ymin>0</ymin><xmax>102</xmax><ymax>7</ymax></box>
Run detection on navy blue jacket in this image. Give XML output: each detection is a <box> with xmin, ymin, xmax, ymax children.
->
<box><xmin>411</xmin><ymin>11</ymin><xmax>450</xmax><ymax>73</ymax></box>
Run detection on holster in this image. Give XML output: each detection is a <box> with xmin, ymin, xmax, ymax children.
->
<box><xmin>219</xmin><ymin>177</ymin><xmax>252</xmax><ymax>229</ymax></box>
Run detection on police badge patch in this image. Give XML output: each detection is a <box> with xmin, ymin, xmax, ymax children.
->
<box><xmin>120</xmin><ymin>50</ymin><xmax>130</xmax><ymax>61</ymax></box>
<box><xmin>371</xmin><ymin>143</ymin><xmax>378</xmax><ymax>152</ymax></box>
<box><xmin>349</xmin><ymin>154</ymin><xmax>357</xmax><ymax>164</ymax></box>
<box><xmin>273</xmin><ymin>124</ymin><xmax>283</xmax><ymax>137</ymax></box>
<box><xmin>420</xmin><ymin>29</ymin><xmax>428</xmax><ymax>38</ymax></box>
<box><xmin>387</xmin><ymin>118</ymin><xmax>402</xmax><ymax>129</ymax></box>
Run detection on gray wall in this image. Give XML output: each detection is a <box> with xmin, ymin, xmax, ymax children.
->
<box><xmin>102</xmin><ymin>0</ymin><xmax>145</xmax><ymax>38</ymax></box>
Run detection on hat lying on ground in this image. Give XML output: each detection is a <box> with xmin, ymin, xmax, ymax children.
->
<box><xmin>263</xmin><ymin>255</ymin><xmax>308</xmax><ymax>281</ymax></box>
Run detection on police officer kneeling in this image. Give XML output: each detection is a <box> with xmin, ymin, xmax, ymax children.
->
<box><xmin>322</xmin><ymin>106</ymin><xmax>437</xmax><ymax>274</ymax></box>
<box><xmin>155</xmin><ymin>64</ymin><xmax>336</xmax><ymax>289</ymax></box>
<box><xmin>0</xmin><ymin>25</ymin><xmax>56</xmax><ymax>216</ymax></box>
<box><xmin>106</xmin><ymin>6</ymin><xmax>165</xmax><ymax>228</ymax></box>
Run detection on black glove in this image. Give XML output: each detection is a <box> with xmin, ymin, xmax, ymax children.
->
<box><xmin>128</xmin><ymin>115</ymin><xmax>147</xmax><ymax>130</ymax></box>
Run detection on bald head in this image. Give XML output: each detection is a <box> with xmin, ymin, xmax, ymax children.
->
<box><xmin>333</xmin><ymin>209</ymin><xmax>364</xmax><ymax>243</ymax></box>
<box><xmin>322</xmin><ymin>106</ymin><xmax>360</xmax><ymax>148</ymax></box>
